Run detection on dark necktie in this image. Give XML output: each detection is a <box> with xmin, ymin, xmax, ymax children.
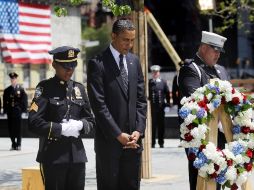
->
<box><xmin>119</xmin><ymin>54</ymin><xmax>128</xmax><ymax>95</ymax></box>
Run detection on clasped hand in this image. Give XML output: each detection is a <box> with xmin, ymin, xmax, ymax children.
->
<box><xmin>61</xmin><ymin>119</ymin><xmax>83</xmax><ymax>138</ymax></box>
<box><xmin>117</xmin><ymin>131</ymin><xmax>140</xmax><ymax>149</ymax></box>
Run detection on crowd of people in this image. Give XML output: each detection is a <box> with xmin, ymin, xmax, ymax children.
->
<box><xmin>0</xmin><ymin>17</ymin><xmax>231</xmax><ymax>190</ymax></box>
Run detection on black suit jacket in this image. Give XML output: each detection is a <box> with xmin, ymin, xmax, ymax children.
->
<box><xmin>87</xmin><ymin>47</ymin><xmax>147</xmax><ymax>150</ymax></box>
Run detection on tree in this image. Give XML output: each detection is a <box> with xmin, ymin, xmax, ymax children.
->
<box><xmin>54</xmin><ymin>0</ymin><xmax>131</xmax><ymax>17</ymax></box>
<box><xmin>200</xmin><ymin>0</ymin><xmax>254</xmax><ymax>33</ymax></box>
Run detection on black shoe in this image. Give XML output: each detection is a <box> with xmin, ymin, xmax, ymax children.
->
<box><xmin>16</xmin><ymin>146</ymin><xmax>21</xmax><ymax>151</ymax></box>
<box><xmin>159</xmin><ymin>145</ymin><xmax>164</xmax><ymax>148</ymax></box>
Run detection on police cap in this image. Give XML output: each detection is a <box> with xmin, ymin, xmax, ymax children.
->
<box><xmin>9</xmin><ymin>72</ymin><xmax>18</xmax><ymax>79</ymax></box>
<box><xmin>201</xmin><ymin>31</ymin><xmax>227</xmax><ymax>53</ymax></box>
<box><xmin>49</xmin><ymin>46</ymin><xmax>80</xmax><ymax>69</ymax></box>
<box><xmin>150</xmin><ymin>65</ymin><xmax>161</xmax><ymax>72</ymax></box>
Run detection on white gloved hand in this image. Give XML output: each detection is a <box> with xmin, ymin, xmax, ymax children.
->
<box><xmin>69</xmin><ymin>119</ymin><xmax>83</xmax><ymax>131</ymax></box>
<box><xmin>61</xmin><ymin>122</ymin><xmax>80</xmax><ymax>138</ymax></box>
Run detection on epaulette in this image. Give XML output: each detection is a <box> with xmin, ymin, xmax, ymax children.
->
<box><xmin>183</xmin><ymin>59</ymin><xmax>194</xmax><ymax>66</ymax></box>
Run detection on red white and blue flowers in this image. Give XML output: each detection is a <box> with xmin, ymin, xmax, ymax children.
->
<box><xmin>179</xmin><ymin>79</ymin><xmax>254</xmax><ymax>189</ymax></box>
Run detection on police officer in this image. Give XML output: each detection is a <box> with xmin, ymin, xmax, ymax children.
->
<box><xmin>3</xmin><ymin>72</ymin><xmax>28</xmax><ymax>151</ymax></box>
<box><xmin>148</xmin><ymin>65</ymin><xmax>170</xmax><ymax>148</ymax></box>
<box><xmin>28</xmin><ymin>46</ymin><xmax>95</xmax><ymax>190</ymax></box>
<box><xmin>178</xmin><ymin>31</ymin><xmax>230</xmax><ymax>190</ymax></box>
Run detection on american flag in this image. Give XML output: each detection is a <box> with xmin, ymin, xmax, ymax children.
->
<box><xmin>0</xmin><ymin>0</ymin><xmax>52</xmax><ymax>64</ymax></box>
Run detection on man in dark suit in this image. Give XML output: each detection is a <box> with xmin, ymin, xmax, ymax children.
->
<box><xmin>148</xmin><ymin>65</ymin><xmax>170</xmax><ymax>148</ymax></box>
<box><xmin>28</xmin><ymin>46</ymin><xmax>95</xmax><ymax>190</ymax></box>
<box><xmin>178</xmin><ymin>31</ymin><xmax>230</xmax><ymax>190</ymax></box>
<box><xmin>87</xmin><ymin>18</ymin><xmax>147</xmax><ymax>190</ymax></box>
<box><xmin>3</xmin><ymin>72</ymin><xmax>27</xmax><ymax>151</ymax></box>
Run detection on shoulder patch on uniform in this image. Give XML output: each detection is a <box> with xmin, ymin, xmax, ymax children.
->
<box><xmin>29</xmin><ymin>102</ymin><xmax>38</xmax><ymax>112</ymax></box>
<box><xmin>34</xmin><ymin>86</ymin><xmax>43</xmax><ymax>99</ymax></box>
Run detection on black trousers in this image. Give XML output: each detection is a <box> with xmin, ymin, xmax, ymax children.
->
<box><xmin>185</xmin><ymin>131</ymin><xmax>226</xmax><ymax>190</ymax></box>
<box><xmin>7</xmin><ymin>114</ymin><xmax>22</xmax><ymax>148</ymax></box>
<box><xmin>41</xmin><ymin>163</ymin><xmax>86</xmax><ymax>190</ymax></box>
<box><xmin>96</xmin><ymin>147</ymin><xmax>142</xmax><ymax>190</ymax></box>
<box><xmin>151</xmin><ymin>108</ymin><xmax>165</xmax><ymax>146</ymax></box>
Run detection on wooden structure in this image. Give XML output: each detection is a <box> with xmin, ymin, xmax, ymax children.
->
<box><xmin>22</xmin><ymin>167</ymin><xmax>44</xmax><ymax>190</ymax></box>
<box><xmin>131</xmin><ymin>0</ymin><xmax>152</xmax><ymax>179</ymax></box>
<box><xmin>196</xmin><ymin>105</ymin><xmax>252</xmax><ymax>190</ymax></box>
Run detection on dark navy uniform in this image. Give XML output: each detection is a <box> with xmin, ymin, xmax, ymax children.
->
<box><xmin>148</xmin><ymin>78</ymin><xmax>170</xmax><ymax>148</ymax></box>
<box><xmin>178</xmin><ymin>55</ymin><xmax>230</xmax><ymax>190</ymax></box>
<box><xmin>28</xmin><ymin>46</ymin><xmax>95</xmax><ymax>190</ymax></box>
<box><xmin>3</xmin><ymin>73</ymin><xmax>27</xmax><ymax>150</ymax></box>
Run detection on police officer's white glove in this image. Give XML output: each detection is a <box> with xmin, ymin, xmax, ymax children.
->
<box><xmin>69</xmin><ymin>119</ymin><xmax>83</xmax><ymax>131</ymax></box>
<box><xmin>61</xmin><ymin>122</ymin><xmax>80</xmax><ymax>138</ymax></box>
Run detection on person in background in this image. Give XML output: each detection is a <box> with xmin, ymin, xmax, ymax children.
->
<box><xmin>3</xmin><ymin>72</ymin><xmax>27</xmax><ymax>151</ymax></box>
<box><xmin>87</xmin><ymin>18</ymin><xmax>147</xmax><ymax>190</ymax></box>
<box><xmin>28</xmin><ymin>46</ymin><xmax>95</xmax><ymax>190</ymax></box>
<box><xmin>178</xmin><ymin>31</ymin><xmax>230</xmax><ymax>190</ymax></box>
<box><xmin>148</xmin><ymin>65</ymin><xmax>170</xmax><ymax>148</ymax></box>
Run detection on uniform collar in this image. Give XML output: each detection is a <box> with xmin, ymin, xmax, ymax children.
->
<box><xmin>53</xmin><ymin>75</ymin><xmax>68</xmax><ymax>85</ymax></box>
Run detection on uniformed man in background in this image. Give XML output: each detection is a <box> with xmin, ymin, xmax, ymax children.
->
<box><xmin>3</xmin><ymin>72</ymin><xmax>28</xmax><ymax>151</ymax></box>
<box><xmin>148</xmin><ymin>65</ymin><xmax>170</xmax><ymax>148</ymax></box>
<box><xmin>28</xmin><ymin>46</ymin><xmax>95</xmax><ymax>190</ymax></box>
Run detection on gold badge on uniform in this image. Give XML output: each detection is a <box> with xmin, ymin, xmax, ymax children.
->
<box><xmin>74</xmin><ymin>86</ymin><xmax>82</xmax><ymax>99</ymax></box>
<box><xmin>68</xmin><ymin>50</ymin><xmax>74</xmax><ymax>58</ymax></box>
<box><xmin>29</xmin><ymin>102</ymin><xmax>38</xmax><ymax>112</ymax></box>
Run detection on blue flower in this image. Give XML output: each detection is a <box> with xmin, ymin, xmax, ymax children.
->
<box><xmin>188</xmin><ymin>147</ymin><xmax>199</xmax><ymax>156</ymax></box>
<box><xmin>193</xmin><ymin>152</ymin><xmax>208</xmax><ymax>169</ymax></box>
<box><xmin>232</xmin><ymin>143</ymin><xmax>244</xmax><ymax>156</ymax></box>
<box><xmin>212</xmin><ymin>99</ymin><xmax>221</xmax><ymax>108</ymax></box>
<box><xmin>232</xmin><ymin>125</ymin><xmax>241</xmax><ymax>134</ymax></box>
<box><xmin>179</xmin><ymin>107</ymin><xmax>190</xmax><ymax>119</ymax></box>
<box><xmin>196</xmin><ymin>108</ymin><xmax>205</xmax><ymax>119</ymax></box>
<box><xmin>234</xmin><ymin>105</ymin><xmax>241</xmax><ymax>112</ymax></box>
<box><xmin>216</xmin><ymin>169</ymin><xmax>227</xmax><ymax>184</ymax></box>
<box><xmin>207</xmin><ymin>84</ymin><xmax>220</xmax><ymax>94</ymax></box>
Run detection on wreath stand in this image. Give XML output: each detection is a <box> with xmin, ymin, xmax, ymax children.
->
<box><xmin>196</xmin><ymin>105</ymin><xmax>252</xmax><ymax>190</ymax></box>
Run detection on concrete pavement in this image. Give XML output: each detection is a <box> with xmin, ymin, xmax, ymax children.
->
<box><xmin>0</xmin><ymin>138</ymin><xmax>253</xmax><ymax>190</ymax></box>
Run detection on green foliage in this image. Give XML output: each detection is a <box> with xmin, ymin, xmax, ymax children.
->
<box><xmin>199</xmin><ymin>0</ymin><xmax>254</xmax><ymax>33</ymax></box>
<box><xmin>102</xmin><ymin>0</ymin><xmax>131</xmax><ymax>16</ymax></box>
<box><xmin>54</xmin><ymin>0</ymin><xmax>131</xmax><ymax>17</ymax></box>
<box><xmin>82</xmin><ymin>24</ymin><xmax>111</xmax><ymax>60</ymax></box>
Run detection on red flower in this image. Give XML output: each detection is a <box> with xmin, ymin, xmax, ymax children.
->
<box><xmin>241</xmin><ymin>126</ymin><xmax>250</xmax><ymax>134</ymax></box>
<box><xmin>188</xmin><ymin>153</ymin><xmax>196</xmax><ymax>161</ymax></box>
<box><xmin>244</xmin><ymin>163</ymin><xmax>252</xmax><ymax>172</ymax></box>
<box><xmin>187</xmin><ymin>124</ymin><xmax>195</xmax><ymax>130</ymax></box>
<box><xmin>199</xmin><ymin>144</ymin><xmax>206</xmax><ymax>151</ymax></box>
<box><xmin>231</xmin><ymin>183</ymin><xmax>238</xmax><ymax>190</ymax></box>
<box><xmin>246</xmin><ymin>149</ymin><xmax>253</xmax><ymax>158</ymax></box>
<box><xmin>232</xmin><ymin>88</ymin><xmax>235</xmax><ymax>94</ymax></box>
<box><xmin>214</xmin><ymin>164</ymin><xmax>220</xmax><ymax>171</ymax></box>
<box><xmin>204</xmin><ymin>96</ymin><xmax>208</xmax><ymax>103</ymax></box>
<box><xmin>221</xmin><ymin>96</ymin><xmax>226</xmax><ymax>104</ymax></box>
<box><xmin>198</xmin><ymin>100</ymin><xmax>208</xmax><ymax>111</ymax></box>
<box><xmin>184</xmin><ymin>133</ymin><xmax>193</xmax><ymax>142</ymax></box>
<box><xmin>243</xmin><ymin>94</ymin><xmax>247</xmax><ymax>102</ymax></box>
<box><xmin>227</xmin><ymin>160</ymin><xmax>233</xmax><ymax>166</ymax></box>
<box><xmin>232</xmin><ymin>97</ymin><xmax>240</xmax><ymax>105</ymax></box>
<box><xmin>210</xmin><ymin>172</ymin><xmax>217</xmax><ymax>178</ymax></box>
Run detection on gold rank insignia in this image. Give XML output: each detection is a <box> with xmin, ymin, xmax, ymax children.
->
<box><xmin>29</xmin><ymin>102</ymin><xmax>38</xmax><ymax>112</ymax></box>
<box><xmin>68</xmin><ymin>50</ymin><xmax>75</xmax><ymax>58</ymax></box>
<box><xmin>74</xmin><ymin>86</ymin><xmax>82</xmax><ymax>99</ymax></box>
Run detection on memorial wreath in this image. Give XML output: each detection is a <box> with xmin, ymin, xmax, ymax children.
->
<box><xmin>179</xmin><ymin>79</ymin><xmax>254</xmax><ymax>189</ymax></box>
